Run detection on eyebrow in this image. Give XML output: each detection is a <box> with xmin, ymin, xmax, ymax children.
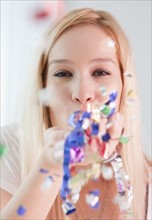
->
<box><xmin>49</xmin><ymin>59</ymin><xmax>73</xmax><ymax>65</ymax></box>
<box><xmin>49</xmin><ymin>58</ymin><xmax>116</xmax><ymax>66</ymax></box>
<box><xmin>90</xmin><ymin>58</ymin><xmax>116</xmax><ymax>65</ymax></box>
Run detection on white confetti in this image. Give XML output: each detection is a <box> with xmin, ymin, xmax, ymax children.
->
<box><xmin>99</xmin><ymin>86</ymin><xmax>107</xmax><ymax>96</ymax></box>
<box><xmin>123</xmin><ymin>72</ymin><xmax>132</xmax><ymax>77</ymax></box>
<box><xmin>109</xmin><ymin>101</ymin><xmax>116</xmax><ymax>109</ymax></box>
<box><xmin>39</xmin><ymin>88</ymin><xmax>51</xmax><ymax>106</ymax></box>
<box><xmin>82</xmin><ymin>118</ymin><xmax>90</xmax><ymax>130</ymax></box>
<box><xmin>86</xmin><ymin>193</ymin><xmax>99</xmax><ymax>207</ymax></box>
<box><xmin>101</xmin><ymin>165</ymin><xmax>113</xmax><ymax>180</ymax></box>
<box><xmin>71</xmin><ymin>193</ymin><xmax>80</xmax><ymax>203</ymax></box>
<box><xmin>41</xmin><ymin>176</ymin><xmax>54</xmax><ymax>191</ymax></box>
<box><xmin>107</xmin><ymin>40</ymin><xmax>115</xmax><ymax>48</ymax></box>
<box><xmin>113</xmin><ymin>195</ymin><xmax>131</xmax><ymax>211</ymax></box>
<box><xmin>105</xmin><ymin>121</ymin><xmax>113</xmax><ymax>129</ymax></box>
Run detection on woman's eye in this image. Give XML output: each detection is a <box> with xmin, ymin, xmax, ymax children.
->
<box><xmin>54</xmin><ymin>71</ymin><xmax>73</xmax><ymax>78</ymax></box>
<box><xmin>92</xmin><ymin>70</ymin><xmax>111</xmax><ymax>77</ymax></box>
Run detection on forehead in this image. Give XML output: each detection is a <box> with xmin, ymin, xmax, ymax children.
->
<box><xmin>49</xmin><ymin>24</ymin><xmax>118</xmax><ymax>63</ymax></box>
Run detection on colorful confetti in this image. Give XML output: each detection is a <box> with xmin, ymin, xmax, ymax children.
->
<box><xmin>59</xmin><ymin>90</ymin><xmax>133</xmax><ymax>217</ymax></box>
<box><xmin>99</xmin><ymin>86</ymin><xmax>107</xmax><ymax>96</ymax></box>
<box><xmin>86</xmin><ymin>190</ymin><xmax>100</xmax><ymax>208</ymax></box>
<box><xmin>39</xmin><ymin>168</ymin><xmax>49</xmax><ymax>174</ymax></box>
<box><xmin>62</xmin><ymin>200</ymin><xmax>76</xmax><ymax>215</ymax></box>
<box><xmin>119</xmin><ymin>136</ymin><xmax>129</xmax><ymax>144</ymax></box>
<box><xmin>0</xmin><ymin>144</ymin><xmax>8</xmax><ymax>157</ymax></box>
<box><xmin>17</xmin><ymin>205</ymin><xmax>26</xmax><ymax>216</ymax></box>
<box><xmin>101</xmin><ymin>165</ymin><xmax>113</xmax><ymax>180</ymax></box>
<box><xmin>107</xmin><ymin>40</ymin><xmax>115</xmax><ymax>48</ymax></box>
<box><xmin>39</xmin><ymin>88</ymin><xmax>133</xmax><ymax>218</ymax></box>
<box><xmin>41</xmin><ymin>176</ymin><xmax>54</xmax><ymax>191</ymax></box>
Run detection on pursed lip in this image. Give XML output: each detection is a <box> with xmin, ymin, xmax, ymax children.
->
<box><xmin>69</xmin><ymin>101</ymin><xmax>106</xmax><ymax>113</ymax></box>
<box><xmin>67</xmin><ymin>99</ymin><xmax>110</xmax><ymax>119</ymax></box>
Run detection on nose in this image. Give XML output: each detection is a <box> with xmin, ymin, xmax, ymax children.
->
<box><xmin>72</xmin><ymin>78</ymin><xmax>95</xmax><ymax>104</ymax></box>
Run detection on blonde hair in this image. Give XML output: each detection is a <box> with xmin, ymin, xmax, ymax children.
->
<box><xmin>20</xmin><ymin>8</ymin><xmax>150</xmax><ymax>219</ymax></box>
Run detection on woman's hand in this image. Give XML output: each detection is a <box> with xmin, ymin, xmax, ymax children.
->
<box><xmin>37</xmin><ymin>112</ymin><xmax>124</xmax><ymax>173</ymax></box>
<box><xmin>37</xmin><ymin>127</ymin><xmax>69</xmax><ymax>175</ymax></box>
<box><xmin>72</xmin><ymin>112</ymin><xmax>124</xmax><ymax>167</ymax></box>
<box><xmin>83</xmin><ymin>112</ymin><xmax>124</xmax><ymax>164</ymax></box>
<box><xmin>102</xmin><ymin>112</ymin><xmax>124</xmax><ymax>159</ymax></box>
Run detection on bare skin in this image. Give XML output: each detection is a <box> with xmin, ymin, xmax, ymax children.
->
<box><xmin>1</xmin><ymin>24</ymin><xmax>124</xmax><ymax>219</ymax></box>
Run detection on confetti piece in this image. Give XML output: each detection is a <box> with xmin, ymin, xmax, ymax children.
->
<box><xmin>107</xmin><ymin>40</ymin><xmax>115</xmax><ymax>48</ymax></box>
<box><xmin>101</xmin><ymin>165</ymin><xmax>113</xmax><ymax>180</ymax></box>
<box><xmin>86</xmin><ymin>190</ymin><xmax>100</xmax><ymax>208</ymax></box>
<box><xmin>114</xmin><ymin>195</ymin><xmax>131</xmax><ymax>211</ymax></box>
<box><xmin>0</xmin><ymin>144</ymin><xmax>8</xmax><ymax>157</ymax></box>
<box><xmin>105</xmin><ymin>121</ymin><xmax>113</xmax><ymax>129</ymax></box>
<box><xmin>62</xmin><ymin>200</ymin><xmax>76</xmax><ymax>215</ymax></box>
<box><xmin>39</xmin><ymin>168</ymin><xmax>49</xmax><ymax>174</ymax></box>
<box><xmin>109</xmin><ymin>90</ymin><xmax>117</xmax><ymax>102</ymax></box>
<box><xmin>71</xmin><ymin>193</ymin><xmax>80</xmax><ymax>203</ymax></box>
<box><xmin>82</xmin><ymin>118</ymin><xmax>90</xmax><ymax>129</ymax></box>
<box><xmin>39</xmin><ymin>88</ymin><xmax>51</xmax><ymax>106</ymax></box>
<box><xmin>17</xmin><ymin>205</ymin><xmax>26</xmax><ymax>216</ymax></box>
<box><xmin>70</xmin><ymin>147</ymin><xmax>84</xmax><ymax>163</ymax></box>
<box><xmin>91</xmin><ymin>123</ymin><xmax>99</xmax><ymax>135</ymax></box>
<box><xmin>123</xmin><ymin>72</ymin><xmax>132</xmax><ymax>77</ymax></box>
<box><xmin>99</xmin><ymin>86</ymin><xmax>107</xmax><ymax>96</ymax></box>
<box><xmin>101</xmin><ymin>132</ymin><xmax>111</xmax><ymax>142</ymax></box>
<box><xmin>127</xmin><ymin>90</ymin><xmax>134</xmax><ymax>97</ymax></box>
<box><xmin>100</xmin><ymin>105</ymin><xmax>111</xmax><ymax>116</ymax></box>
<box><xmin>60</xmin><ymin>90</ymin><xmax>133</xmax><ymax>218</ymax></box>
<box><xmin>119</xmin><ymin>136</ymin><xmax>129</xmax><ymax>144</ymax></box>
<box><xmin>109</xmin><ymin>101</ymin><xmax>116</xmax><ymax>109</ymax></box>
<box><xmin>41</xmin><ymin>176</ymin><xmax>54</xmax><ymax>191</ymax></box>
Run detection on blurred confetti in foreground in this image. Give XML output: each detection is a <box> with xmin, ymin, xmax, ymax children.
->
<box><xmin>0</xmin><ymin>144</ymin><xmax>8</xmax><ymax>158</ymax></box>
<box><xmin>32</xmin><ymin>0</ymin><xmax>65</xmax><ymax>21</ymax></box>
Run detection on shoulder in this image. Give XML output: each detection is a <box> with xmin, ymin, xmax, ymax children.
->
<box><xmin>0</xmin><ymin>124</ymin><xmax>21</xmax><ymax>195</ymax></box>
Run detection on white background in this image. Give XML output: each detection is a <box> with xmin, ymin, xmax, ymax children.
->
<box><xmin>1</xmin><ymin>0</ymin><xmax>151</xmax><ymax>157</ymax></box>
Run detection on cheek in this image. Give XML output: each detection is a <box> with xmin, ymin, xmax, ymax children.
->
<box><xmin>46</xmin><ymin>84</ymin><xmax>71</xmax><ymax>114</ymax></box>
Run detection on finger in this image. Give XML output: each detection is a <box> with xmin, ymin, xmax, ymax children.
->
<box><xmin>98</xmin><ymin>118</ymin><xmax>107</xmax><ymax>138</ymax></box>
<box><xmin>53</xmin><ymin>140</ymin><xmax>65</xmax><ymax>162</ymax></box>
<box><xmin>44</xmin><ymin>127</ymin><xmax>69</xmax><ymax>146</ymax></box>
<box><xmin>102</xmin><ymin>113</ymin><xmax>124</xmax><ymax>159</ymax></box>
<box><xmin>42</xmin><ymin>145</ymin><xmax>64</xmax><ymax>174</ymax></box>
<box><xmin>44</xmin><ymin>127</ymin><xmax>68</xmax><ymax>145</ymax></box>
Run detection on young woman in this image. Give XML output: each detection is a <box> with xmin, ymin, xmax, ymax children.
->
<box><xmin>1</xmin><ymin>8</ymin><xmax>151</xmax><ymax>220</ymax></box>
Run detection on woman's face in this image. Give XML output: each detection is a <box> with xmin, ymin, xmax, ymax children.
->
<box><xmin>46</xmin><ymin>24</ymin><xmax>122</xmax><ymax>129</ymax></box>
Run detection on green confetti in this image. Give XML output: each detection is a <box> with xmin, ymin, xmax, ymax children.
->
<box><xmin>0</xmin><ymin>144</ymin><xmax>8</xmax><ymax>157</ymax></box>
<box><xmin>101</xmin><ymin>105</ymin><xmax>111</xmax><ymax>116</ymax></box>
<box><xmin>119</xmin><ymin>136</ymin><xmax>129</xmax><ymax>144</ymax></box>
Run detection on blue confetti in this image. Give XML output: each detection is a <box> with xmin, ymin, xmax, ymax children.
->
<box><xmin>91</xmin><ymin>123</ymin><xmax>99</xmax><ymax>135</ymax></box>
<box><xmin>17</xmin><ymin>205</ymin><xmax>26</xmax><ymax>216</ymax></box>
<box><xmin>102</xmin><ymin>133</ymin><xmax>111</xmax><ymax>142</ymax></box>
